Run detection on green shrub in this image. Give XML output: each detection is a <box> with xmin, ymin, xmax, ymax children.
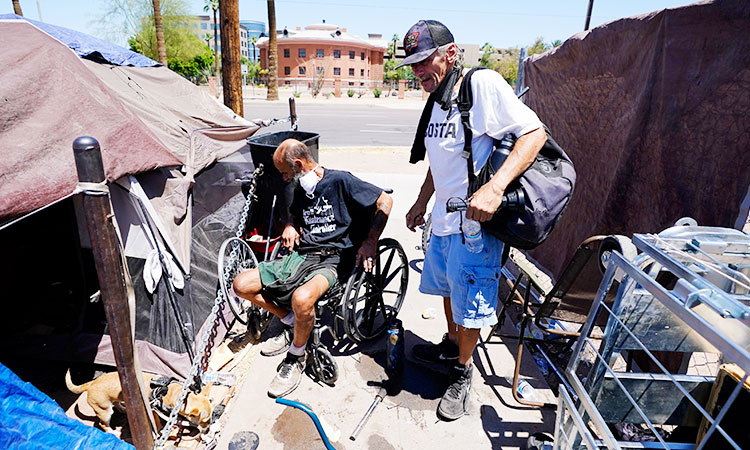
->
<box><xmin>293</xmin><ymin>92</ymin><xmax>301</xmax><ymax>98</ymax></box>
<box><xmin>373</xmin><ymin>87</ymin><xmax>381</xmax><ymax>98</ymax></box>
<box><xmin>347</xmin><ymin>89</ymin><xmax>355</xmax><ymax>97</ymax></box>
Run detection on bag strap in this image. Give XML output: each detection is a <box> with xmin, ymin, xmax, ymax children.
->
<box><xmin>457</xmin><ymin>67</ymin><xmax>487</xmax><ymax>193</ymax></box>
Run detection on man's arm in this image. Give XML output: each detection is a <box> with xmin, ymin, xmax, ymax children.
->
<box><xmin>405</xmin><ymin>168</ymin><xmax>435</xmax><ymax>231</ymax></box>
<box><xmin>281</xmin><ymin>215</ymin><xmax>300</xmax><ymax>249</ymax></box>
<box><xmin>357</xmin><ymin>191</ymin><xmax>393</xmax><ymax>272</ymax></box>
<box><xmin>467</xmin><ymin>126</ymin><xmax>546</xmax><ymax>222</ymax></box>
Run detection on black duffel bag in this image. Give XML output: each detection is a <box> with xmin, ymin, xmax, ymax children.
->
<box><xmin>459</xmin><ymin>68</ymin><xmax>576</xmax><ymax>250</ymax></box>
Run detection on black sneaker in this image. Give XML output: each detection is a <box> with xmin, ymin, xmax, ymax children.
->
<box><xmin>438</xmin><ymin>362</ymin><xmax>473</xmax><ymax>420</ymax></box>
<box><xmin>413</xmin><ymin>333</ymin><xmax>459</xmax><ymax>364</ymax></box>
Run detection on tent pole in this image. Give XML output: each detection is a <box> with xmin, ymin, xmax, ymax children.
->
<box><xmin>72</xmin><ymin>136</ymin><xmax>154</xmax><ymax>449</ymax></box>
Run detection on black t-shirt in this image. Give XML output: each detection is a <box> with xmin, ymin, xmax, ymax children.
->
<box><xmin>290</xmin><ymin>169</ymin><xmax>382</xmax><ymax>251</ymax></box>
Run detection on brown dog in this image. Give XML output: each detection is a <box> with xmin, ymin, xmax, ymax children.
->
<box><xmin>65</xmin><ymin>370</ymin><xmax>212</xmax><ymax>433</ymax></box>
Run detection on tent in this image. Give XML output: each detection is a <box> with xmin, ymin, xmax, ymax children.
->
<box><xmin>520</xmin><ymin>0</ymin><xmax>750</xmax><ymax>277</ymax></box>
<box><xmin>0</xmin><ymin>15</ymin><xmax>264</xmax><ymax>380</ymax></box>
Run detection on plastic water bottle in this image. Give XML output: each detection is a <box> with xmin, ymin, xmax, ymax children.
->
<box><xmin>386</xmin><ymin>319</ymin><xmax>404</xmax><ymax>379</ymax></box>
<box><xmin>463</xmin><ymin>216</ymin><xmax>484</xmax><ymax>254</ymax></box>
<box><xmin>516</xmin><ymin>379</ymin><xmax>537</xmax><ymax>400</ymax></box>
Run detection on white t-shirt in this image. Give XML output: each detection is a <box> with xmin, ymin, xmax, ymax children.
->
<box><xmin>426</xmin><ymin>69</ymin><xmax>543</xmax><ymax>236</ymax></box>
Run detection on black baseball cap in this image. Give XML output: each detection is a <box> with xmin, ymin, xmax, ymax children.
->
<box><xmin>396</xmin><ymin>20</ymin><xmax>454</xmax><ymax>68</ymax></box>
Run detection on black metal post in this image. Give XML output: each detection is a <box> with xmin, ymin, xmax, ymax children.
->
<box><xmin>72</xmin><ymin>136</ymin><xmax>154</xmax><ymax>449</ymax></box>
<box><xmin>584</xmin><ymin>0</ymin><xmax>595</xmax><ymax>30</ymax></box>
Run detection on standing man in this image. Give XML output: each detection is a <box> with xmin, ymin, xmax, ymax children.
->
<box><xmin>402</xmin><ymin>20</ymin><xmax>546</xmax><ymax>420</ymax></box>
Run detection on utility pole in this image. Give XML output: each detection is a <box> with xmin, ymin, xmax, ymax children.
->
<box><xmin>584</xmin><ymin>0</ymin><xmax>595</xmax><ymax>31</ymax></box>
<box><xmin>220</xmin><ymin>0</ymin><xmax>244</xmax><ymax>115</ymax></box>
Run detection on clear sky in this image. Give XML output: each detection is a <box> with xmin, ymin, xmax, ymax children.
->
<box><xmin>7</xmin><ymin>0</ymin><xmax>694</xmax><ymax>49</ymax></box>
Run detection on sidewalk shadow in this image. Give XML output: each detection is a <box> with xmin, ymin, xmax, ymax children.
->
<box><xmin>409</xmin><ymin>258</ymin><xmax>424</xmax><ymax>274</ymax></box>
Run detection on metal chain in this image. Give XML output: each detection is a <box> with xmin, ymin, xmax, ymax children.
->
<box><xmin>153</xmin><ymin>166</ymin><xmax>263</xmax><ymax>448</ymax></box>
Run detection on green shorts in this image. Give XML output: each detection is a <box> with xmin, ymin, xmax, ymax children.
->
<box><xmin>259</xmin><ymin>251</ymin><xmax>338</xmax><ymax>308</ymax></box>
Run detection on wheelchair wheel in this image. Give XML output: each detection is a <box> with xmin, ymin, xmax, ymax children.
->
<box><xmin>309</xmin><ymin>346</ymin><xmax>338</xmax><ymax>385</ymax></box>
<box><xmin>341</xmin><ymin>238</ymin><xmax>408</xmax><ymax>344</ymax></box>
<box><xmin>218</xmin><ymin>237</ymin><xmax>259</xmax><ymax>325</ymax></box>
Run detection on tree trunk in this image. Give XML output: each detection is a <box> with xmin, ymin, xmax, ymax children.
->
<box><xmin>266</xmin><ymin>0</ymin><xmax>278</xmax><ymax>100</ymax></box>
<box><xmin>213</xmin><ymin>8</ymin><xmax>219</xmax><ymax>79</ymax></box>
<box><xmin>220</xmin><ymin>0</ymin><xmax>243</xmax><ymax>116</ymax></box>
<box><xmin>152</xmin><ymin>0</ymin><xmax>167</xmax><ymax>65</ymax></box>
<box><xmin>12</xmin><ymin>0</ymin><xmax>22</xmax><ymax>15</ymax></box>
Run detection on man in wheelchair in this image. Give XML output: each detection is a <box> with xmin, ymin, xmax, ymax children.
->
<box><xmin>233</xmin><ymin>138</ymin><xmax>393</xmax><ymax>398</ymax></box>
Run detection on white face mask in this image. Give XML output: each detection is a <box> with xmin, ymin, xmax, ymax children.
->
<box><xmin>299</xmin><ymin>165</ymin><xmax>320</xmax><ymax>198</ymax></box>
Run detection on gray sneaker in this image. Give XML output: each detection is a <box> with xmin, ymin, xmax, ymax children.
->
<box><xmin>437</xmin><ymin>362</ymin><xmax>473</xmax><ymax>420</ymax></box>
<box><xmin>261</xmin><ymin>325</ymin><xmax>293</xmax><ymax>356</ymax></box>
<box><xmin>267</xmin><ymin>353</ymin><xmax>306</xmax><ymax>398</ymax></box>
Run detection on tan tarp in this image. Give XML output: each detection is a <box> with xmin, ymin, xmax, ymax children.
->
<box><xmin>522</xmin><ymin>0</ymin><xmax>750</xmax><ymax>277</ymax></box>
<box><xmin>0</xmin><ymin>20</ymin><xmax>260</xmax><ymax>227</ymax></box>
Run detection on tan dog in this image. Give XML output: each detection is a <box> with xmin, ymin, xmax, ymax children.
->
<box><xmin>65</xmin><ymin>370</ymin><xmax>212</xmax><ymax>433</ymax></box>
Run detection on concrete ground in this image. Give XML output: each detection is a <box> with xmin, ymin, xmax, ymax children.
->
<box><xmin>212</xmin><ymin>148</ymin><xmax>557</xmax><ymax>450</ymax></box>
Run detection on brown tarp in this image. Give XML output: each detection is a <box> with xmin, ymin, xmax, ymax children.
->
<box><xmin>522</xmin><ymin>0</ymin><xmax>750</xmax><ymax>277</ymax></box>
<box><xmin>0</xmin><ymin>20</ymin><xmax>259</xmax><ymax>226</ymax></box>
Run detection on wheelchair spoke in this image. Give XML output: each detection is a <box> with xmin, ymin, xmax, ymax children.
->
<box><xmin>341</xmin><ymin>238</ymin><xmax>409</xmax><ymax>344</ymax></box>
<box><xmin>381</xmin><ymin>263</ymin><xmax>407</xmax><ymax>288</ymax></box>
<box><xmin>378</xmin><ymin>247</ymin><xmax>396</xmax><ymax>287</ymax></box>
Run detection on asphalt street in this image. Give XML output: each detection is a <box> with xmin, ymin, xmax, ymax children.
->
<box><xmin>243</xmin><ymin>100</ymin><xmax>422</xmax><ymax>147</ymax></box>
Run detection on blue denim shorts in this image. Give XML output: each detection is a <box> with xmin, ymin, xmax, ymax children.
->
<box><xmin>419</xmin><ymin>232</ymin><xmax>504</xmax><ymax>328</ymax></box>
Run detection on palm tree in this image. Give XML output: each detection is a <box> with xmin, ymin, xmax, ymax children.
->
<box><xmin>266</xmin><ymin>0</ymin><xmax>278</xmax><ymax>100</ymax></box>
<box><xmin>152</xmin><ymin>0</ymin><xmax>167</xmax><ymax>65</ymax></box>
<box><xmin>388</xmin><ymin>33</ymin><xmax>399</xmax><ymax>58</ymax></box>
<box><xmin>250</xmin><ymin>35</ymin><xmax>258</xmax><ymax>63</ymax></box>
<box><xmin>204</xmin><ymin>0</ymin><xmax>219</xmax><ymax>80</ymax></box>
<box><xmin>12</xmin><ymin>0</ymin><xmax>23</xmax><ymax>15</ymax></box>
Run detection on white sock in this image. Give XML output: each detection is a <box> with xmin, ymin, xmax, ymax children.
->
<box><xmin>281</xmin><ymin>312</ymin><xmax>295</xmax><ymax>326</ymax></box>
<box><xmin>289</xmin><ymin>343</ymin><xmax>306</xmax><ymax>356</ymax></box>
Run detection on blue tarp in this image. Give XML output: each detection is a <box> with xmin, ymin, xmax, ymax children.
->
<box><xmin>0</xmin><ymin>363</ymin><xmax>134</xmax><ymax>450</ymax></box>
<box><xmin>0</xmin><ymin>14</ymin><xmax>159</xmax><ymax>67</ymax></box>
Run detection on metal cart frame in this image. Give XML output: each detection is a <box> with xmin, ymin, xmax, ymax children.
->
<box><xmin>554</xmin><ymin>225</ymin><xmax>750</xmax><ymax>449</ymax></box>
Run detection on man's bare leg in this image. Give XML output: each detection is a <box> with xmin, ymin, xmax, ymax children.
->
<box><xmin>457</xmin><ymin>326</ymin><xmax>480</xmax><ymax>366</ymax></box>
<box><xmin>267</xmin><ymin>274</ymin><xmax>330</xmax><ymax>398</ymax></box>
<box><xmin>289</xmin><ymin>274</ymin><xmax>330</xmax><ymax>348</ymax></box>
<box><xmin>443</xmin><ymin>296</ymin><xmax>458</xmax><ymax>343</ymax></box>
<box><xmin>233</xmin><ymin>268</ymin><xmax>290</xmax><ymax>319</ymax></box>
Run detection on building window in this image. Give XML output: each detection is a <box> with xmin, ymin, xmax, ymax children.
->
<box><xmin>349</xmin><ymin>51</ymin><xmax>355</xmax><ymax>59</ymax></box>
<box><xmin>283</xmin><ymin>48</ymin><xmax>290</xmax><ymax>58</ymax></box>
<box><xmin>348</xmin><ymin>82</ymin><xmax>354</xmax><ymax>86</ymax></box>
<box><xmin>333</xmin><ymin>50</ymin><xmax>340</xmax><ymax>59</ymax></box>
<box><xmin>284</xmin><ymin>80</ymin><xmax>290</xmax><ymax>85</ymax></box>
<box><xmin>299</xmin><ymin>66</ymin><xmax>306</xmax><ymax>75</ymax></box>
<box><xmin>360</xmin><ymin>69</ymin><xmax>365</xmax><ymax>77</ymax></box>
<box><xmin>298</xmin><ymin>48</ymin><xmax>306</xmax><ymax>58</ymax></box>
<box><xmin>333</xmin><ymin>67</ymin><xmax>340</xmax><ymax>76</ymax></box>
<box><xmin>348</xmin><ymin>68</ymin><xmax>355</xmax><ymax>76</ymax></box>
<box><xmin>316</xmin><ymin>49</ymin><xmax>324</xmax><ymax>58</ymax></box>
<box><xmin>284</xmin><ymin>66</ymin><xmax>290</xmax><ymax>75</ymax></box>
<box><xmin>201</xmin><ymin>23</ymin><xmax>207</xmax><ymax>30</ymax></box>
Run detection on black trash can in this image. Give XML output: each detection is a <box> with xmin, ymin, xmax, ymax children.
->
<box><xmin>245</xmin><ymin>130</ymin><xmax>320</xmax><ymax>241</ymax></box>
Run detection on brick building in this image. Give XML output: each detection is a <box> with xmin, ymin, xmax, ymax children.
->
<box><xmin>257</xmin><ymin>23</ymin><xmax>387</xmax><ymax>90</ymax></box>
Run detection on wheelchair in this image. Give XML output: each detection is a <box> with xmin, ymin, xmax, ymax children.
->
<box><xmin>217</xmin><ymin>235</ymin><xmax>409</xmax><ymax>385</ymax></box>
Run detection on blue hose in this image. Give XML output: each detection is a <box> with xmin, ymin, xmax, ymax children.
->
<box><xmin>275</xmin><ymin>398</ymin><xmax>336</xmax><ymax>450</ymax></box>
